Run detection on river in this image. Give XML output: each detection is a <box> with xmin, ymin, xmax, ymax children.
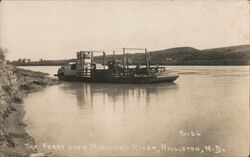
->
<box><xmin>21</xmin><ymin>66</ymin><xmax>249</xmax><ymax>157</ymax></box>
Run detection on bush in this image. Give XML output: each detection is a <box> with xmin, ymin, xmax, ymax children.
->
<box><xmin>0</xmin><ymin>48</ymin><xmax>6</xmax><ymax>62</ymax></box>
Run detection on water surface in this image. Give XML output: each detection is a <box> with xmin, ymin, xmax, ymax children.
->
<box><xmin>23</xmin><ymin>66</ymin><xmax>249</xmax><ymax>157</ymax></box>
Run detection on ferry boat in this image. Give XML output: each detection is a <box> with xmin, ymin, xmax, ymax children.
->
<box><xmin>55</xmin><ymin>48</ymin><xmax>179</xmax><ymax>83</ymax></box>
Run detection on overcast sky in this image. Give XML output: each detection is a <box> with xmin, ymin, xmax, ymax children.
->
<box><xmin>0</xmin><ymin>0</ymin><xmax>249</xmax><ymax>60</ymax></box>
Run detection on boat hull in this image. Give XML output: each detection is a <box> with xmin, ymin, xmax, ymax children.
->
<box><xmin>58</xmin><ymin>75</ymin><xmax>179</xmax><ymax>84</ymax></box>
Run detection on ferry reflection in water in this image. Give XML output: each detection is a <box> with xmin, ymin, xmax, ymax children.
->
<box><xmin>60</xmin><ymin>82</ymin><xmax>178</xmax><ymax>111</ymax></box>
<box><xmin>24</xmin><ymin>66</ymin><xmax>249</xmax><ymax>157</ymax></box>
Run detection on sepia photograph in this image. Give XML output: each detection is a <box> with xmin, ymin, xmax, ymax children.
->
<box><xmin>0</xmin><ymin>0</ymin><xmax>249</xmax><ymax>157</ymax></box>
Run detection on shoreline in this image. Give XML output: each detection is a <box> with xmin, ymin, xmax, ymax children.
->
<box><xmin>0</xmin><ymin>63</ymin><xmax>59</xmax><ymax>157</ymax></box>
<box><xmin>12</xmin><ymin>64</ymin><xmax>250</xmax><ymax>67</ymax></box>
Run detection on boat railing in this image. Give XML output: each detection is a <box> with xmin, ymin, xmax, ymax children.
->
<box><xmin>74</xmin><ymin>48</ymin><xmax>167</xmax><ymax>78</ymax></box>
<box><xmin>76</xmin><ymin>68</ymin><xmax>91</xmax><ymax>77</ymax></box>
<box><xmin>110</xmin><ymin>66</ymin><xmax>165</xmax><ymax>77</ymax></box>
<box><xmin>148</xmin><ymin>66</ymin><xmax>166</xmax><ymax>73</ymax></box>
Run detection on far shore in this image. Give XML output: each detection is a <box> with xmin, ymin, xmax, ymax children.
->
<box><xmin>14</xmin><ymin>64</ymin><xmax>249</xmax><ymax>66</ymax></box>
<box><xmin>9</xmin><ymin>44</ymin><xmax>250</xmax><ymax>66</ymax></box>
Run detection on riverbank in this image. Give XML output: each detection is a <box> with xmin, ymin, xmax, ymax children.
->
<box><xmin>0</xmin><ymin>61</ymin><xmax>59</xmax><ymax>157</ymax></box>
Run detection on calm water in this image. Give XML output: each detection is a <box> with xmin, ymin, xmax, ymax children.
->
<box><xmin>18</xmin><ymin>66</ymin><xmax>60</xmax><ymax>77</ymax></box>
<box><xmin>22</xmin><ymin>66</ymin><xmax>249</xmax><ymax>157</ymax></box>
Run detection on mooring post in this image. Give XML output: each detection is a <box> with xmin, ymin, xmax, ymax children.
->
<box><xmin>126</xmin><ymin>53</ymin><xmax>129</xmax><ymax>76</ymax></box>
<box><xmin>123</xmin><ymin>48</ymin><xmax>125</xmax><ymax>76</ymax></box>
<box><xmin>90</xmin><ymin>51</ymin><xmax>94</xmax><ymax>76</ymax></box>
<box><xmin>123</xmin><ymin>48</ymin><xmax>125</xmax><ymax>68</ymax></box>
<box><xmin>113</xmin><ymin>50</ymin><xmax>115</xmax><ymax>61</ymax></box>
<box><xmin>103</xmin><ymin>51</ymin><xmax>105</xmax><ymax>70</ymax></box>
<box><xmin>145</xmin><ymin>48</ymin><xmax>149</xmax><ymax>69</ymax></box>
<box><xmin>146</xmin><ymin>48</ymin><xmax>150</xmax><ymax>68</ymax></box>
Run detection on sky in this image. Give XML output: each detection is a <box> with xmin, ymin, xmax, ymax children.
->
<box><xmin>0</xmin><ymin>0</ymin><xmax>249</xmax><ymax>60</ymax></box>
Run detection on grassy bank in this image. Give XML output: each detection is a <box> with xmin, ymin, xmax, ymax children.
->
<box><xmin>0</xmin><ymin>51</ymin><xmax>59</xmax><ymax>156</ymax></box>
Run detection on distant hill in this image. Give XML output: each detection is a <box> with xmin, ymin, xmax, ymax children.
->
<box><xmin>148</xmin><ymin>45</ymin><xmax>250</xmax><ymax>65</ymax></box>
<box><xmin>95</xmin><ymin>45</ymin><xmax>250</xmax><ymax>65</ymax></box>
<box><xmin>12</xmin><ymin>45</ymin><xmax>250</xmax><ymax>66</ymax></box>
